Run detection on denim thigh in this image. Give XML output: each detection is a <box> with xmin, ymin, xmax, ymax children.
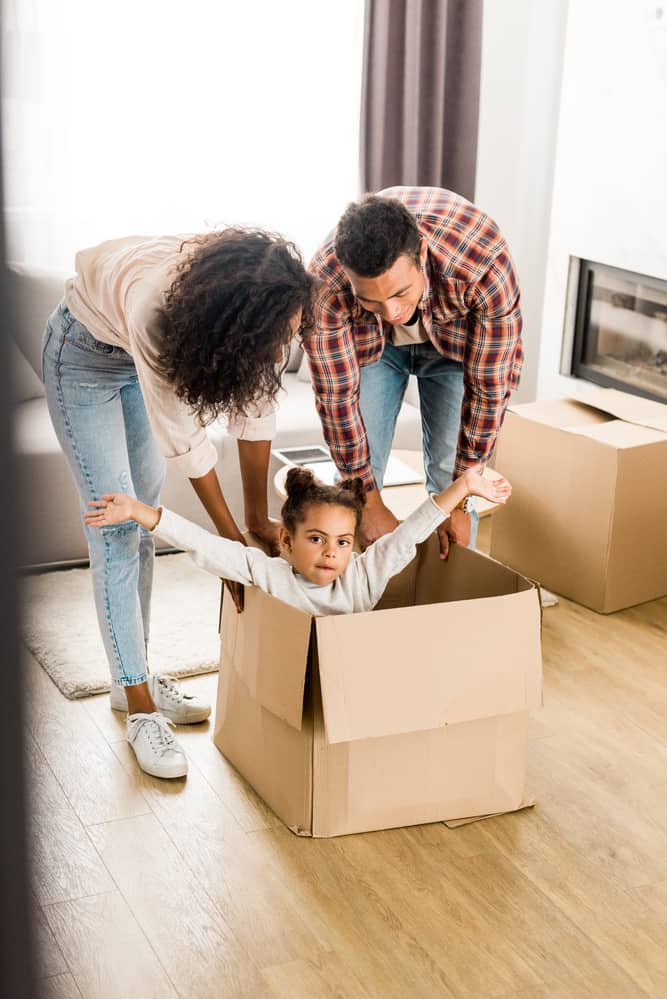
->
<box><xmin>358</xmin><ymin>342</ymin><xmax>410</xmax><ymax>489</ymax></box>
<box><xmin>41</xmin><ymin>304</ymin><xmax>166</xmax><ymax>683</ymax></box>
<box><xmin>412</xmin><ymin>342</ymin><xmax>478</xmax><ymax>545</ymax></box>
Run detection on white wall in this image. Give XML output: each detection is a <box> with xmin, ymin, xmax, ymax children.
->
<box><xmin>537</xmin><ymin>0</ymin><xmax>667</xmax><ymax>398</ymax></box>
<box><xmin>2</xmin><ymin>0</ymin><xmax>365</xmax><ymax>270</ymax></box>
<box><xmin>475</xmin><ymin>0</ymin><xmax>569</xmax><ymax>403</ymax></box>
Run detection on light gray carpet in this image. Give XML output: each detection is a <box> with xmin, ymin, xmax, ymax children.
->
<box><xmin>21</xmin><ymin>553</ymin><xmax>221</xmax><ymax>699</ymax></box>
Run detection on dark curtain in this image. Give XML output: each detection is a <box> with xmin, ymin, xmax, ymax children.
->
<box><xmin>360</xmin><ymin>0</ymin><xmax>483</xmax><ymax>200</ymax></box>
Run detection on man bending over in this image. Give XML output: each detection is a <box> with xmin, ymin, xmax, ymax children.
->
<box><xmin>305</xmin><ymin>186</ymin><xmax>524</xmax><ymax>557</ymax></box>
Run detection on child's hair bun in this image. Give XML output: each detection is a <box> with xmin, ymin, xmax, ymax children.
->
<box><xmin>284</xmin><ymin>465</ymin><xmax>316</xmax><ymax>500</ymax></box>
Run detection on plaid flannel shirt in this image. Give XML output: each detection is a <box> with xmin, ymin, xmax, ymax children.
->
<box><xmin>305</xmin><ymin>186</ymin><xmax>524</xmax><ymax>488</ymax></box>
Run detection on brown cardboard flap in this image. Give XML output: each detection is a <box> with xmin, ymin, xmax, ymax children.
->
<box><xmin>414</xmin><ymin>537</ymin><xmax>534</xmax><ymax>606</ymax></box>
<box><xmin>565</xmin><ymin>385</ymin><xmax>667</xmax><ymax>434</ymax></box>
<box><xmin>443</xmin><ymin>798</ymin><xmax>536</xmax><ymax>828</ymax></box>
<box><xmin>570</xmin><ymin>420</ymin><xmax>667</xmax><ymax>448</ymax></box>
<box><xmin>315</xmin><ymin>588</ymin><xmax>542</xmax><ymax>745</ymax></box>
<box><xmin>220</xmin><ymin>586</ymin><xmax>312</xmax><ymax>730</ymax></box>
<box><xmin>509</xmin><ymin>397</ymin><xmax>612</xmax><ymax>429</ymax></box>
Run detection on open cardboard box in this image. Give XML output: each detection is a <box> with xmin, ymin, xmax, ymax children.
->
<box><xmin>490</xmin><ymin>385</ymin><xmax>667</xmax><ymax>614</ymax></box>
<box><xmin>213</xmin><ymin>535</ymin><xmax>542</xmax><ymax>838</ymax></box>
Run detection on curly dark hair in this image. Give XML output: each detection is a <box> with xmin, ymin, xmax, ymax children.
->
<box><xmin>281</xmin><ymin>467</ymin><xmax>366</xmax><ymax>535</ymax></box>
<box><xmin>334</xmin><ymin>195</ymin><xmax>422</xmax><ymax>277</ymax></box>
<box><xmin>158</xmin><ymin>228</ymin><xmax>317</xmax><ymax>424</ymax></box>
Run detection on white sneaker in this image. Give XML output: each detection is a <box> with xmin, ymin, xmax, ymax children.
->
<box><xmin>126</xmin><ymin>712</ymin><xmax>188</xmax><ymax>779</ymax></box>
<box><xmin>110</xmin><ymin>674</ymin><xmax>211</xmax><ymax>724</ymax></box>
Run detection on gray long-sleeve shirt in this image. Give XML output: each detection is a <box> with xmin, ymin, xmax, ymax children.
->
<box><xmin>155</xmin><ymin>498</ymin><xmax>447</xmax><ymax>615</ymax></box>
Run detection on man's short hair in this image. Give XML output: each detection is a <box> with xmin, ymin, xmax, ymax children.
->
<box><xmin>334</xmin><ymin>195</ymin><xmax>422</xmax><ymax>277</ymax></box>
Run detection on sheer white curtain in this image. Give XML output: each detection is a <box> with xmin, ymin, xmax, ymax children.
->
<box><xmin>2</xmin><ymin>0</ymin><xmax>365</xmax><ymax>269</ymax></box>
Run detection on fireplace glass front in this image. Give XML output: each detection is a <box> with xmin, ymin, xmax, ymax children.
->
<box><xmin>571</xmin><ymin>260</ymin><xmax>667</xmax><ymax>404</ymax></box>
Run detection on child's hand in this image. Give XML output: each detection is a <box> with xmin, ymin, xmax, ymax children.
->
<box><xmin>84</xmin><ymin>493</ymin><xmax>136</xmax><ymax>528</ymax></box>
<box><xmin>462</xmin><ymin>465</ymin><xmax>512</xmax><ymax>505</ymax></box>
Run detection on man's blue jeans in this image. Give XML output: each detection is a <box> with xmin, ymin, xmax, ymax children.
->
<box><xmin>42</xmin><ymin>303</ymin><xmax>166</xmax><ymax>687</ymax></box>
<box><xmin>359</xmin><ymin>340</ymin><xmax>478</xmax><ymax>546</ymax></box>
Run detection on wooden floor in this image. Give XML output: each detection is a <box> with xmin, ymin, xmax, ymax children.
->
<box><xmin>28</xmin><ymin>522</ymin><xmax>667</xmax><ymax>998</ymax></box>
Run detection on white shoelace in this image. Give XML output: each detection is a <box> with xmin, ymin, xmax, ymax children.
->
<box><xmin>129</xmin><ymin>712</ymin><xmax>178</xmax><ymax>755</ymax></box>
<box><xmin>154</xmin><ymin>674</ymin><xmax>186</xmax><ymax>703</ymax></box>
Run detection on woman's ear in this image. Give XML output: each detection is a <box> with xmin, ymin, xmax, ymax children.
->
<box><xmin>279</xmin><ymin>526</ymin><xmax>292</xmax><ymax>555</ymax></box>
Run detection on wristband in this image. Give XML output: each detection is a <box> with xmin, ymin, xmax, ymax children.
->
<box><xmin>455</xmin><ymin>496</ymin><xmax>475</xmax><ymax>514</ymax></box>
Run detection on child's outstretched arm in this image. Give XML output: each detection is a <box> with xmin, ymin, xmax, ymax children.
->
<box><xmin>85</xmin><ymin>493</ymin><xmax>160</xmax><ymax>531</ymax></box>
<box><xmin>432</xmin><ymin>464</ymin><xmax>511</xmax><ymax>518</ymax></box>
<box><xmin>355</xmin><ymin>465</ymin><xmax>512</xmax><ymax>609</ymax></box>
<box><xmin>84</xmin><ymin>493</ymin><xmax>264</xmax><ymax>589</ymax></box>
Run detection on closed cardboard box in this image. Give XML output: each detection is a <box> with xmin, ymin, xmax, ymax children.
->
<box><xmin>490</xmin><ymin>386</ymin><xmax>667</xmax><ymax>614</ymax></box>
<box><xmin>213</xmin><ymin>536</ymin><xmax>542</xmax><ymax>838</ymax></box>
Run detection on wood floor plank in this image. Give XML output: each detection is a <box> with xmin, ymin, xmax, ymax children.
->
<box><xmin>337</xmin><ymin>828</ymin><xmax>541</xmax><ymax>998</ymax></box>
<box><xmin>110</xmin><ymin>738</ymin><xmax>333</xmax><ymax>968</ymax></box>
<box><xmin>81</xmin><ymin>691</ymin><xmax>128</xmax><ymax>744</ymax></box>
<box><xmin>88</xmin><ymin>813</ymin><xmax>266</xmax><ymax>999</ymax></box>
<box><xmin>261</xmin><ymin>952</ymin><xmax>375</xmax><ymax>999</ymax></box>
<box><xmin>497</xmin><ymin>990</ymin><xmax>547</xmax><ymax>999</ymax></box>
<box><xmin>527</xmin><ymin>733</ymin><xmax>667</xmax><ymax>889</ymax></box>
<box><xmin>541</xmin><ymin>599</ymin><xmax>667</xmax><ymax>745</ymax></box>
<box><xmin>34</xmin><ymin>902</ymin><xmax>68</xmax><ymax>978</ymax></box>
<box><xmin>334</xmin><ymin>804</ymin><xmax>655</xmax><ymax>999</ymax></box>
<box><xmin>248</xmin><ymin>826</ymin><xmax>463</xmax><ymax>999</ymax></box>
<box><xmin>536</xmin><ymin>666</ymin><xmax>667</xmax><ymax>779</ymax></box>
<box><xmin>40</xmin><ymin>973</ymin><xmax>82</xmax><ymax>999</ymax></box>
<box><xmin>468</xmin><ymin>807</ymin><xmax>667</xmax><ymax>996</ymax></box>
<box><xmin>27</xmin><ymin>735</ymin><xmax>115</xmax><ymax>905</ymax></box>
<box><xmin>25</xmin><ymin>653</ymin><xmax>151</xmax><ymax>826</ymax></box>
<box><xmin>420</xmin><ymin>844</ymin><xmax>656</xmax><ymax>998</ymax></box>
<box><xmin>43</xmin><ymin>891</ymin><xmax>177</xmax><ymax>999</ymax></box>
<box><xmin>501</xmin><ymin>980</ymin><xmax>641</xmax><ymax>999</ymax></box>
<box><xmin>628</xmin><ymin>879</ymin><xmax>667</xmax><ymax>926</ymax></box>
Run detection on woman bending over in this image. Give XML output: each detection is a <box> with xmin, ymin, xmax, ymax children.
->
<box><xmin>43</xmin><ymin>228</ymin><xmax>316</xmax><ymax>778</ymax></box>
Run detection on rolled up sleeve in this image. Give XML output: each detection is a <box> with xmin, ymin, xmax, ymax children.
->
<box><xmin>225</xmin><ymin>400</ymin><xmax>277</xmax><ymax>441</ymax></box>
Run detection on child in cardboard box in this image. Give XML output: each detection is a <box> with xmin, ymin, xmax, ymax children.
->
<box><xmin>84</xmin><ymin>466</ymin><xmax>511</xmax><ymax>616</ymax></box>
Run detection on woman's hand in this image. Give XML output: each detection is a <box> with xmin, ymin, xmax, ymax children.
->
<box><xmin>247</xmin><ymin>517</ymin><xmax>282</xmax><ymax>557</ymax></box>
<box><xmin>224</xmin><ymin>579</ymin><xmax>245</xmax><ymax>613</ymax></box>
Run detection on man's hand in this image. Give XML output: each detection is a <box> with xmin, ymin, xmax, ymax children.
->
<box><xmin>437</xmin><ymin>508</ymin><xmax>471</xmax><ymax>560</ymax></box>
<box><xmin>360</xmin><ymin>488</ymin><xmax>400</xmax><ymax>549</ymax></box>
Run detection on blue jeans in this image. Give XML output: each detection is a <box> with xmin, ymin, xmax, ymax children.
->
<box><xmin>359</xmin><ymin>340</ymin><xmax>478</xmax><ymax>546</ymax></box>
<box><xmin>42</xmin><ymin>303</ymin><xmax>166</xmax><ymax>687</ymax></box>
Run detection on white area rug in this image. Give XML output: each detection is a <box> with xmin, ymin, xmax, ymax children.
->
<box><xmin>22</xmin><ymin>553</ymin><xmax>221</xmax><ymax>699</ymax></box>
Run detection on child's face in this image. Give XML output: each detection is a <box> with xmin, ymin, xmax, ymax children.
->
<box><xmin>280</xmin><ymin>503</ymin><xmax>356</xmax><ymax>585</ymax></box>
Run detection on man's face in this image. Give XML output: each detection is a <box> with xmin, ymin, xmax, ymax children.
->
<box><xmin>343</xmin><ymin>242</ymin><xmax>427</xmax><ymax>325</ymax></box>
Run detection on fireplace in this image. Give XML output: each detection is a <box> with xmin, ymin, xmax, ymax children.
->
<box><xmin>562</xmin><ymin>259</ymin><xmax>667</xmax><ymax>404</ymax></box>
